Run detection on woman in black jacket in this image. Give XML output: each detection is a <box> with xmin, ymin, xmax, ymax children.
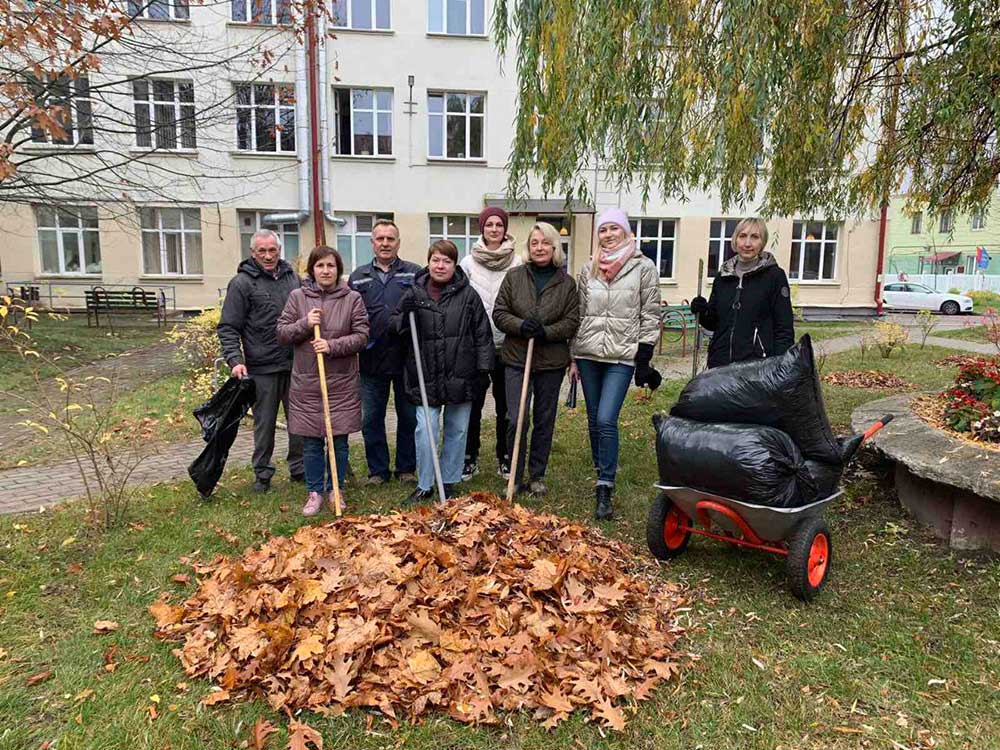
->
<box><xmin>690</xmin><ymin>217</ymin><xmax>795</xmax><ymax>368</ymax></box>
<box><xmin>391</xmin><ymin>240</ymin><xmax>494</xmax><ymax>504</ymax></box>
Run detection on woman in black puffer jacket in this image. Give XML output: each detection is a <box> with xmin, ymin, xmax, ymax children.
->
<box><xmin>391</xmin><ymin>240</ymin><xmax>494</xmax><ymax>504</ymax></box>
<box><xmin>690</xmin><ymin>217</ymin><xmax>795</xmax><ymax>368</ymax></box>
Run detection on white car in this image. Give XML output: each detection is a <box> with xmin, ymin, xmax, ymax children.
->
<box><xmin>881</xmin><ymin>282</ymin><xmax>974</xmax><ymax>315</ymax></box>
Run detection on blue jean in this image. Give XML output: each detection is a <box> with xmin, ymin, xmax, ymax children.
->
<box><xmin>575</xmin><ymin>358</ymin><xmax>634</xmax><ymax>486</ymax></box>
<box><xmin>361</xmin><ymin>373</ymin><xmax>417</xmax><ymax>479</ymax></box>
<box><xmin>302</xmin><ymin>435</ymin><xmax>349</xmax><ymax>493</ymax></box>
<box><xmin>415</xmin><ymin>402</ymin><xmax>472</xmax><ymax>491</ymax></box>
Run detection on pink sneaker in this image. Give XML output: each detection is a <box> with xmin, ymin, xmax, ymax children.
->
<box><xmin>302</xmin><ymin>492</ymin><xmax>323</xmax><ymax>517</ymax></box>
<box><xmin>327</xmin><ymin>490</ymin><xmax>345</xmax><ymax>513</ymax></box>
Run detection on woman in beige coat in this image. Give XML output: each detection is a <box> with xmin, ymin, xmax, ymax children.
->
<box><xmin>571</xmin><ymin>208</ymin><xmax>662</xmax><ymax>520</ymax></box>
<box><xmin>277</xmin><ymin>246</ymin><xmax>369</xmax><ymax>516</ymax></box>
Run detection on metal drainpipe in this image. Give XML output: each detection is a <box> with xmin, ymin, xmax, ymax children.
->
<box><xmin>874</xmin><ymin>202</ymin><xmax>888</xmax><ymax>315</ymax></box>
<box><xmin>305</xmin><ymin>0</ymin><xmax>325</xmax><ymax>246</ymax></box>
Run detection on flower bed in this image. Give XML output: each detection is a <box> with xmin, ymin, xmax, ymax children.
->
<box><xmin>939</xmin><ymin>357</ymin><xmax>1000</xmax><ymax>443</ymax></box>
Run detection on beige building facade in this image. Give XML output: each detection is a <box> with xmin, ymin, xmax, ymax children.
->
<box><xmin>0</xmin><ymin>1</ymin><xmax>884</xmax><ymax>315</ymax></box>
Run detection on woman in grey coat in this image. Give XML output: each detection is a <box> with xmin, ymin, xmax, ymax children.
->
<box><xmin>277</xmin><ymin>246</ymin><xmax>369</xmax><ymax>516</ymax></box>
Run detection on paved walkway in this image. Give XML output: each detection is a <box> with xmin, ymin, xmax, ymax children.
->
<box><xmin>0</xmin><ymin>327</ymin><xmax>996</xmax><ymax>515</ymax></box>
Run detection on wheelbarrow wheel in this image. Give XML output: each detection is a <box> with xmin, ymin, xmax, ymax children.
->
<box><xmin>786</xmin><ymin>515</ymin><xmax>832</xmax><ymax>602</ymax></box>
<box><xmin>647</xmin><ymin>492</ymin><xmax>691</xmax><ymax>560</ymax></box>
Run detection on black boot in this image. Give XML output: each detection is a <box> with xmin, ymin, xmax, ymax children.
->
<box><xmin>444</xmin><ymin>483</ymin><xmax>459</xmax><ymax>499</ymax></box>
<box><xmin>595</xmin><ymin>484</ymin><xmax>614</xmax><ymax>520</ymax></box>
<box><xmin>403</xmin><ymin>487</ymin><xmax>434</xmax><ymax>507</ymax></box>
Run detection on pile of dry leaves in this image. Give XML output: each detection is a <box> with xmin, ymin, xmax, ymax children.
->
<box><xmin>822</xmin><ymin>370</ymin><xmax>912</xmax><ymax>390</ymax></box>
<box><xmin>151</xmin><ymin>494</ymin><xmax>689</xmax><ymax>730</ymax></box>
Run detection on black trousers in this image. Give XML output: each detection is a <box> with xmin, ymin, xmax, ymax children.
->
<box><xmin>504</xmin><ymin>366</ymin><xmax>565</xmax><ymax>486</ymax></box>
<box><xmin>465</xmin><ymin>355</ymin><xmax>509</xmax><ymax>465</ymax></box>
<box><xmin>251</xmin><ymin>371</ymin><xmax>304</xmax><ymax>481</ymax></box>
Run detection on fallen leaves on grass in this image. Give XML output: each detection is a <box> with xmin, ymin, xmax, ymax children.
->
<box><xmin>93</xmin><ymin>620</ymin><xmax>119</xmax><ymax>634</ymax></box>
<box><xmin>152</xmin><ymin>494</ymin><xmax>689</xmax><ymax>730</ymax></box>
<box><xmin>26</xmin><ymin>670</ymin><xmax>52</xmax><ymax>686</ymax></box>
<box><xmin>822</xmin><ymin>370</ymin><xmax>913</xmax><ymax>390</ymax></box>
<box><xmin>251</xmin><ymin>717</ymin><xmax>278</xmax><ymax>750</ymax></box>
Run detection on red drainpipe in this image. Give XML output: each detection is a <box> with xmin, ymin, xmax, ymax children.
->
<box><xmin>305</xmin><ymin>2</ymin><xmax>325</xmax><ymax>246</ymax></box>
<box><xmin>874</xmin><ymin>202</ymin><xmax>888</xmax><ymax>315</ymax></box>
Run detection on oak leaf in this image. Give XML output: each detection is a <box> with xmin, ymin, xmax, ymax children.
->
<box><xmin>292</xmin><ymin>634</ymin><xmax>325</xmax><ymax>663</ymax></box>
<box><xmin>406</xmin><ymin>650</ymin><xmax>442</xmax><ymax>684</ymax></box>
<box><xmin>149</xmin><ymin>600</ymin><xmax>185</xmax><ymax>627</ymax></box>
<box><xmin>201</xmin><ymin>690</ymin><xmax>230</xmax><ymax>706</ymax></box>
<box><xmin>593</xmin><ymin>697</ymin><xmax>626</xmax><ymax>731</ymax></box>
<box><xmin>287</xmin><ymin>718</ymin><xmax>323</xmax><ymax>750</ymax></box>
<box><xmin>93</xmin><ymin>620</ymin><xmax>120</xmax><ymax>634</ymax></box>
<box><xmin>252</xmin><ymin>717</ymin><xmax>278</xmax><ymax>750</ymax></box>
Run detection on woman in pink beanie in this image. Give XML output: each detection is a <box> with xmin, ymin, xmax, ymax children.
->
<box><xmin>570</xmin><ymin>208</ymin><xmax>662</xmax><ymax>520</ymax></box>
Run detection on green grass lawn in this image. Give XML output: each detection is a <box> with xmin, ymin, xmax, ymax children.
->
<box><xmin>933</xmin><ymin>325</ymin><xmax>998</xmax><ymax>347</ymax></box>
<box><xmin>796</xmin><ymin>321</ymin><xmax>864</xmax><ymax>342</ymax></box>
<box><xmin>0</xmin><ymin>313</ymin><xmax>166</xmax><ymax>392</ymax></box>
<box><xmin>2</xmin><ymin>343</ymin><xmax>997</xmax><ymax>749</ymax></box>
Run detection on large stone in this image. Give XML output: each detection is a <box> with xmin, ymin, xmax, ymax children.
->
<box><xmin>852</xmin><ymin>394</ymin><xmax>1000</xmax><ymax>553</ymax></box>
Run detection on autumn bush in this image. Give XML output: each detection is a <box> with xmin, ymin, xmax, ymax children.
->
<box><xmin>871</xmin><ymin>320</ymin><xmax>909</xmax><ymax>358</ymax></box>
<box><xmin>940</xmin><ymin>356</ymin><xmax>1000</xmax><ymax>441</ymax></box>
<box><xmin>166</xmin><ymin>307</ymin><xmax>224</xmax><ymax>398</ymax></box>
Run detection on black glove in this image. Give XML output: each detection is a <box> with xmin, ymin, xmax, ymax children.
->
<box><xmin>637</xmin><ymin>366</ymin><xmax>663</xmax><ymax>391</ymax></box>
<box><xmin>520</xmin><ymin>318</ymin><xmax>546</xmax><ymax>340</ymax></box>
<box><xmin>634</xmin><ymin>342</ymin><xmax>654</xmax><ymax>369</ymax></box>
<box><xmin>689</xmin><ymin>296</ymin><xmax>709</xmax><ymax>317</ymax></box>
<box><xmin>399</xmin><ymin>294</ymin><xmax>419</xmax><ymax>316</ymax></box>
<box><xmin>478</xmin><ymin>371</ymin><xmax>492</xmax><ymax>394</ymax></box>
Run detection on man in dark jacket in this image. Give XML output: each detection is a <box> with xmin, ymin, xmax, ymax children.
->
<box><xmin>217</xmin><ymin>229</ymin><xmax>304</xmax><ymax>492</ymax></box>
<box><xmin>348</xmin><ymin>220</ymin><xmax>421</xmax><ymax>485</ymax></box>
<box><xmin>690</xmin><ymin>218</ymin><xmax>795</xmax><ymax>368</ymax></box>
<box><xmin>390</xmin><ymin>241</ymin><xmax>494</xmax><ymax>504</ymax></box>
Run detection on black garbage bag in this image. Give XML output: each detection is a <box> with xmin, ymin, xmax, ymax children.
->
<box><xmin>188</xmin><ymin>377</ymin><xmax>256</xmax><ymax>498</ymax></box>
<box><xmin>670</xmin><ymin>334</ymin><xmax>841</xmax><ymax>464</ymax></box>
<box><xmin>653</xmin><ymin>414</ymin><xmax>816</xmax><ymax>508</ymax></box>
<box><xmin>803</xmin><ymin>460</ymin><xmax>842</xmax><ymax>501</ymax></box>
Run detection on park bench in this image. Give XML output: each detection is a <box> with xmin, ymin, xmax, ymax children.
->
<box><xmin>85</xmin><ymin>286</ymin><xmax>166</xmax><ymax>328</ymax></box>
<box><xmin>659</xmin><ymin>302</ymin><xmax>700</xmax><ymax>355</ymax></box>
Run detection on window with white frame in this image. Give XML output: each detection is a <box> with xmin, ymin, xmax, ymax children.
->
<box><xmin>427</xmin><ymin>0</ymin><xmax>485</xmax><ymax>35</ymax></box>
<box><xmin>428</xmin><ymin>91</ymin><xmax>484</xmax><ymax>160</ymax></box>
<box><xmin>235</xmin><ymin>83</ymin><xmax>295</xmax><ymax>153</ymax></box>
<box><xmin>238</xmin><ymin>210</ymin><xmax>299</xmax><ymax>259</ymax></box>
<box><xmin>29</xmin><ymin>75</ymin><xmax>93</xmax><ymax>146</ymax></box>
<box><xmin>140</xmin><ymin>207</ymin><xmax>203</xmax><ymax>275</ymax></box>
<box><xmin>910</xmin><ymin>211</ymin><xmax>922</xmax><ymax>234</ymax></box>
<box><xmin>429</xmin><ymin>214</ymin><xmax>479</xmax><ymax>258</ymax></box>
<box><xmin>230</xmin><ymin>0</ymin><xmax>291</xmax><ymax>24</ymax></box>
<box><xmin>789</xmin><ymin>221</ymin><xmax>838</xmax><ymax>281</ymax></box>
<box><xmin>335</xmin><ymin>213</ymin><xmax>393</xmax><ymax>272</ymax></box>
<box><xmin>938</xmin><ymin>209</ymin><xmax>954</xmax><ymax>233</ymax></box>
<box><xmin>971</xmin><ymin>209</ymin><xmax>987</xmax><ymax>230</ymax></box>
<box><xmin>332</xmin><ymin>0</ymin><xmax>390</xmax><ymax>29</ymax></box>
<box><xmin>133</xmin><ymin>79</ymin><xmax>196</xmax><ymax>150</ymax></box>
<box><xmin>35</xmin><ymin>206</ymin><xmax>101</xmax><ymax>274</ymax></box>
<box><xmin>334</xmin><ymin>88</ymin><xmax>393</xmax><ymax>156</ymax></box>
<box><xmin>707</xmin><ymin>218</ymin><xmax>739</xmax><ymax>277</ymax></box>
<box><xmin>630</xmin><ymin>218</ymin><xmax>676</xmax><ymax>279</ymax></box>
<box><xmin>128</xmin><ymin>0</ymin><xmax>189</xmax><ymax>20</ymax></box>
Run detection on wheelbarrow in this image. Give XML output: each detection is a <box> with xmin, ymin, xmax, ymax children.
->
<box><xmin>646</xmin><ymin>415</ymin><xmax>893</xmax><ymax>601</ymax></box>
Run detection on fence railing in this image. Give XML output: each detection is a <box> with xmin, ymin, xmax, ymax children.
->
<box><xmin>900</xmin><ymin>274</ymin><xmax>1000</xmax><ymax>293</ymax></box>
<box><xmin>3</xmin><ymin>280</ymin><xmax>178</xmax><ymax>312</ymax></box>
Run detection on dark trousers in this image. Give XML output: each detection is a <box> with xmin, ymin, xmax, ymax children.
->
<box><xmin>504</xmin><ymin>366</ymin><xmax>565</xmax><ymax>486</ymax></box>
<box><xmin>361</xmin><ymin>372</ymin><xmax>417</xmax><ymax>480</ymax></box>
<box><xmin>466</xmin><ymin>356</ymin><xmax>509</xmax><ymax>465</ymax></box>
<box><xmin>302</xmin><ymin>435</ymin><xmax>349</xmax><ymax>492</ymax></box>
<box><xmin>251</xmin><ymin>371</ymin><xmax>304</xmax><ymax>482</ymax></box>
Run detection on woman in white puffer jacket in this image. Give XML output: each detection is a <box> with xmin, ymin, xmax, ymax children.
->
<box><xmin>571</xmin><ymin>208</ymin><xmax>662</xmax><ymax>521</ymax></box>
<box><xmin>459</xmin><ymin>207</ymin><xmax>523</xmax><ymax>481</ymax></box>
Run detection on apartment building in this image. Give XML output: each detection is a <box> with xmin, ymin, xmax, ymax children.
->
<box><xmin>0</xmin><ymin>0</ymin><xmax>884</xmax><ymax>314</ymax></box>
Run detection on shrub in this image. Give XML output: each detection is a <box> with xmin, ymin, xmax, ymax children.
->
<box><xmin>915</xmin><ymin>309</ymin><xmax>938</xmax><ymax>348</ymax></box>
<box><xmin>966</xmin><ymin>290</ymin><xmax>1000</xmax><ymax>311</ymax></box>
<box><xmin>941</xmin><ymin>357</ymin><xmax>1000</xmax><ymax>438</ymax></box>
<box><xmin>982</xmin><ymin>307</ymin><xmax>1000</xmax><ymax>353</ymax></box>
<box><xmin>948</xmin><ymin>287</ymin><xmax>962</xmax><ymax>295</ymax></box>
<box><xmin>166</xmin><ymin>307</ymin><xmax>224</xmax><ymax>398</ymax></box>
<box><xmin>871</xmin><ymin>320</ymin><xmax>909</xmax><ymax>358</ymax></box>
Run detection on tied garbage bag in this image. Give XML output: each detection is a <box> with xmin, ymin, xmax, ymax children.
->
<box><xmin>670</xmin><ymin>334</ymin><xmax>841</xmax><ymax>464</ymax></box>
<box><xmin>188</xmin><ymin>377</ymin><xmax>255</xmax><ymax>498</ymax></box>
<box><xmin>653</xmin><ymin>414</ymin><xmax>816</xmax><ymax>508</ymax></box>
<box><xmin>803</xmin><ymin>460</ymin><xmax>841</xmax><ymax>501</ymax></box>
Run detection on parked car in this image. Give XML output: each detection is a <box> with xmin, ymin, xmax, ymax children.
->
<box><xmin>881</xmin><ymin>283</ymin><xmax>974</xmax><ymax>315</ymax></box>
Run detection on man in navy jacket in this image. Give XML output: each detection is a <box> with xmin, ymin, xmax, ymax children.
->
<box><xmin>348</xmin><ymin>220</ymin><xmax>421</xmax><ymax>484</ymax></box>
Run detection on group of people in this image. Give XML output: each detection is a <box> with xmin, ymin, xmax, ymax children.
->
<box><xmin>217</xmin><ymin>210</ymin><xmax>794</xmax><ymax>521</ymax></box>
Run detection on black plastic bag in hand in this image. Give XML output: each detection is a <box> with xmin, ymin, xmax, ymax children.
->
<box><xmin>188</xmin><ymin>377</ymin><xmax>255</xmax><ymax>498</ymax></box>
<box><xmin>689</xmin><ymin>296</ymin><xmax>709</xmax><ymax>316</ymax></box>
<box><xmin>653</xmin><ymin>413</ymin><xmax>815</xmax><ymax>508</ymax></box>
<box><xmin>670</xmin><ymin>334</ymin><xmax>841</xmax><ymax>464</ymax></box>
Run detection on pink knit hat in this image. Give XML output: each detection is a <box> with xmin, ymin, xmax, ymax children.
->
<box><xmin>596</xmin><ymin>208</ymin><xmax>631</xmax><ymax>237</ymax></box>
<box><xmin>478</xmin><ymin>206</ymin><xmax>509</xmax><ymax>234</ymax></box>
